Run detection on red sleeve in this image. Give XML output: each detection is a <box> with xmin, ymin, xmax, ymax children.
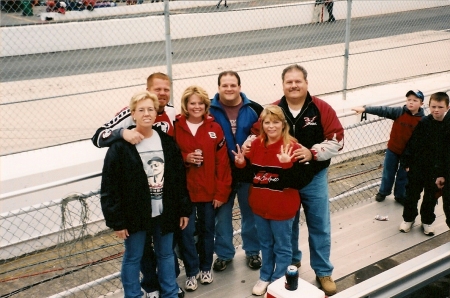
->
<box><xmin>315</xmin><ymin>97</ymin><xmax>344</xmax><ymax>145</ymax></box>
<box><xmin>214</xmin><ymin>125</ymin><xmax>233</xmax><ymax>203</ymax></box>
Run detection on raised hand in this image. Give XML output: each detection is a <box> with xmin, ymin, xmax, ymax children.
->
<box><xmin>277</xmin><ymin>144</ymin><xmax>294</xmax><ymax>163</ymax></box>
<box><xmin>232</xmin><ymin>144</ymin><xmax>245</xmax><ymax>165</ymax></box>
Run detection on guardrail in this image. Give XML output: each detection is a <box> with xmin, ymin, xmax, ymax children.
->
<box><xmin>333</xmin><ymin>243</ymin><xmax>450</xmax><ymax>298</ymax></box>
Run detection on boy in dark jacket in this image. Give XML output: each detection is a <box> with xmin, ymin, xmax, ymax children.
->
<box><xmin>434</xmin><ymin>92</ymin><xmax>450</xmax><ymax>230</ymax></box>
<box><xmin>352</xmin><ymin>90</ymin><xmax>425</xmax><ymax>205</ymax></box>
<box><xmin>399</xmin><ymin>92</ymin><xmax>449</xmax><ymax>236</ymax></box>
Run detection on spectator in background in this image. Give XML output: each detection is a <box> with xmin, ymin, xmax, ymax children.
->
<box><xmin>100</xmin><ymin>91</ymin><xmax>191</xmax><ymax>298</ymax></box>
<box><xmin>211</xmin><ymin>71</ymin><xmax>263</xmax><ymax>272</ymax></box>
<box><xmin>312</xmin><ymin>0</ymin><xmax>325</xmax><ymax>23</ymax></box>
<box><xmin>325</xmin><ymin>0</ymin><xmax>335</xmax><ymax>22</ymax></box>
<box><xmin>174</xmin><ymin>85</ymin><xmax>232</xmax><ymax>292</ymax></box>
<box><xmin>216</xmin><ymin>0</ymin><xmax>227</xmax><ymax>8</ymax></box>
<box><xmin>352</xmin><ymin>90</ymin><xmax>425</xmax><ymax>205</ymax></box>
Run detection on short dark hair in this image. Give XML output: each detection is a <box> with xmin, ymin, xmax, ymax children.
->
<box><xmin>282</xmin><ymin>64</ymin><xmax>308</xmax><ymax>82</ymax></box>
<box><xmin>429</xmin><ymin>92</ymin><xmax>449</xmax><ymax>106</ymax></box>
<box><xmin>218</xmin><ymin>71</ymin><xmax>241</xmax><ymax>86</ymax></box>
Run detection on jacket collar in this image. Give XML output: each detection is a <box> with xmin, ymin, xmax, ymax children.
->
<box><xmin>211</xmin><ymin>92</ymin><xmax>251</xmax><ymax>108</ymax></box>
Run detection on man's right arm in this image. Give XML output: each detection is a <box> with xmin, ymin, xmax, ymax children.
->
<box><xmin>91</xmin><ymin>108</ymin><xmax>135</xmax><ymax>148</ymax></box>
<box><xmin>364</xmin><ymin>106</ymin><xmax>402</xmax><ymax>120</ymax></box>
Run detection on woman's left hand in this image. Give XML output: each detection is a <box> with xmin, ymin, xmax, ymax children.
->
<box><xmin>114</xmin><ymin>229</ymin><xmax>129</xmax><ymax>239</ymax></box>
<box><xmin>212</xmin><ymin>200</ymin><xmax>224</xmax><ymax>209</ymax></box>
<box><xmin>179</xmin><ymin>217</ymin><xmax>189</xmax><ymax>230</ymax></box>
<box><xmin>277</xmin><ymin>144</ymin><xmax>294</xmax><ymax>163</ymax></box>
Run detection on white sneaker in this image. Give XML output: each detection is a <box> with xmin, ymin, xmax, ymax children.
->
<box><xmin>399</xmin><ymin>220</ymin><xmax>414</xmax><ymax>233</ymax></box>
<box><xmin>422</xmin><ymin>223</ymin><xmax>435</xmax><ymax>236</ymax></box>
<box><xmin>200</xmin><ymin>270</ymin><xmax>213</xmax><ymax>284</ymax></box>
<box><xmin>145</xmin><ymin>290</ymin><xmax>159</xmax><ymax>298</ymax></box>
<box><xmin>185</xmin><ymin>275</ymin><xmax>198</xmax><ymax>291</ymax></box>
<box><xmin>252</xmin><ymin>279</ymin><xmax>270</xmax><ymax>296</ymax></box>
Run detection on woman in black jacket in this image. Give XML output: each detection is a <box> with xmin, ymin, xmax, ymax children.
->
<box><xmin>100</xmin><ymin>91</ymin><xmax>191</xmax><ymax>298</ymax></box>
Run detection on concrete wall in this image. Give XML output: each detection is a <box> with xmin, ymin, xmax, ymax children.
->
<box><xmin>1</xmin><ymin>1</ymin><xmax>448</xmax><ymax>57</ymax></box>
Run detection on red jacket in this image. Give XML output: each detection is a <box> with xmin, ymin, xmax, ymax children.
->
<box><xmin>174</xmin><ymin>114</ymin><xmax>232</xmax><ymax>203</ymax></box>
<box><xmin>237</xmin><ymin>137</ymin><xmax>301</xmax><ymax>220</ymax></box>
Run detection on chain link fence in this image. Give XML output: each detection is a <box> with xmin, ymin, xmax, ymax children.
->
<box><xmin>1</xmin><ymin>0</ymin><xmax>449</xmax><ymax>155</ymax></box>
<box><xmin>1</xmin><ymin>0</ymin><xmax>449</xmax><ymax>297</ymax></box>
<box><xmin>0</xmin><ymin>104</ymin><xmax>433</xmax><ymax>297</ymax></box>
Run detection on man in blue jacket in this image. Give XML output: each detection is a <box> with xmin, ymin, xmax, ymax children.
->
<box><xmin>210</xmin><ymin>71</ymin><xmax>264</xmax><ymax>272</ymax></box>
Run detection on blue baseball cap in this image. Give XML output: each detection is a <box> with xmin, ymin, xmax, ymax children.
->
<box><xmin>406</xmin><ymin>90</ymin><xmax>424</xmax><ymax>101</ymax></box>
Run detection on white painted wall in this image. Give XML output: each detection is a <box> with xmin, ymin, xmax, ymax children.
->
<box><xmin>1</xmin><ymin>1</ymin><xmax>448</xmax><ymax>57</ymax></box>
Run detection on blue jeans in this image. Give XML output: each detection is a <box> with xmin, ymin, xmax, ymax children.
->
<box><xmin>179</xmin><ymin>202</ymin><xmax>215</xmax><ymax>275</ymax></box>
<box><xmin>255</xmin><ymin>214</ymin><xmax>293</xmax><ymax>282</ymax></box>
<box><xmin>137</xmin><ymin>219</ymin><xmax>178</xmax><ymax>298</ymax></box>
<box><xmin>141</xmin><ymin>233</ymin><xmax>181</xmax><ymax>293</ymax></box>
<box><xmin>122</xmin><ymin>230</ymin><xmax>146</xmax><ymax>298</ymax></box>
<box><xmin>215</xmin><ymin>182</ymin><xmax>260</xmax><ymax>260</ymax></box>
<box><xmin>291</xmin><ymin>168</ymin><xmax>334</xmax><ymax>277</ymax></box>
<box><xmin>379</xmin><ymin>149</ymin><xmax>408</xmax><ymax>199</ymax></box>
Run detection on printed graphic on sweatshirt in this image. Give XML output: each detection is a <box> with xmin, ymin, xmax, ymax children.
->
<box><xmin>253</xmin><ymin>171</ymin><xmax>280</xmax><ymax>184</ymax></box>
<box><xmin>140</xmin><ymin>150</ymin><xmax>164</xmax><ymax>217</ymax></box>
<box><xmin>142</xmin><ymin>152</ymin><xmax>165</xmax><ymax>199</ymax></box>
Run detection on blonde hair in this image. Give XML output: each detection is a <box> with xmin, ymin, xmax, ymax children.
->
<box><xmin>259</xmin><ymin>105</ymin><xmax>297</xmax><ymax>146</ymax></box>
<box><xmin>146</xmin><ymin>72</ymin><xmax>170</xmax><ymax>89</ymax></box>
<box><xmin>180</xmin><ymin>85</ymin><xmax>211</xmax><ymax>117</ymax></box>
<box><xmin>129</xmin><ymin>91</ymin><xmax>159</xmax><ymax>112</ymax></box>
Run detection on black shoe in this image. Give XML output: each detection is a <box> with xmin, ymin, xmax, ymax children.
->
<box><xmin>291</xmin><ymin>261</ymin><xmax>301</xmax><ymax>268</ymax></box>
<box><xmin>246</xmin><ymin>255</ymin><xmax>262</xmax><ymax>269</ymax></box>
<box><xmin>327</xmin><ymin>19</ymin><xmax>335</xmax><ymax>23</ymax></box>
<box><xmin>375</xmin><ymin>193</ymin><xmax>386</xmax><ymax>202</ymax></box>
<box><xmin>178</xmin><ymin>287</ymin><xmax>185</xmax><ymax>298</ymax></box>
<box><xmin>213</xmin><ymin>258</ymin><xmax>232</xmax><ymax>271</ymax></box>
<box><xmin>394</xmin><ymin>197</ymin><xmax>405</xmax><ymax>206</ymax></box>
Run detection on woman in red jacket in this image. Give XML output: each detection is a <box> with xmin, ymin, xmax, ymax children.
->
<box><xmin>174</xmin><ymin>85</ymin><xmax>232</xmax><ymax>292</ymax></box>
<box><xmin>234</xmin><ymin>105</ymin><xmax>301</xmax><ymax>296</ymax></box>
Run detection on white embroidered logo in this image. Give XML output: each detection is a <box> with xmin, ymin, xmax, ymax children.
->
<box><xmin>303</xmin><ymin>116</ymin><xmax>318</xmax><ymax>128</ymax></box>
<box><xmin>209</xmin><ymin>132</ymin><xmax>217</xmax><ymax>139</ymax></box>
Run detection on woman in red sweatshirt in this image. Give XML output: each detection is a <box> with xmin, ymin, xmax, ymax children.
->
<box><xmin>234</xmin><ymin>105</ymin><xmax>301</xmax><ymax>296</ymax></box>
<box><xmin>174</xmin><ymin>85</ymin><xmax>232</xmax><ymax>292</ymax></box>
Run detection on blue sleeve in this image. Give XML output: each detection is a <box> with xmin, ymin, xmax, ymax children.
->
<box><xmin>364</xmin><ymin>106</ymin><xmax>403</xmax><ymax>120</ymax></box>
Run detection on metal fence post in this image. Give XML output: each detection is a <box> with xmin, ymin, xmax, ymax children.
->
<box><xmin>164</xmin><ymin>0</ymin><xmax>173</xmax><ymax>104</ymax></box>
<box><xmin>343</xmin><ymin>0</ymin><xmax>353</xmax><ymax>100</ymax></box>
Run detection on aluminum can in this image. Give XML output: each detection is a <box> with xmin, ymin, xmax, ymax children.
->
<box><xmin>194</xmin><ymin>149</ymin><xmax>203</xmax><ymax>167</ymax></box>
<box><xmin>284</xmin><ymin>265</ymin><xmax>299</xmax><ymax>291</ymax></box>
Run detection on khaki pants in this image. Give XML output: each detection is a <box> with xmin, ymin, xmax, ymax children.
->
<box><xmin>312</xmin><ymin>4</ymin><xmax>325</xmax><ymax>23</ymax></box>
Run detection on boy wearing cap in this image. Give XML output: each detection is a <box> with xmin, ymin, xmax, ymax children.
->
<box><xmin>399</xmin><ymin>92</ymin><xmax>449</xmax><ymax>235</ymax></box>
<box><xmin>352</xmin><ymin>90</ymin><xmax>425</xmax><ymax>205</ymax></box>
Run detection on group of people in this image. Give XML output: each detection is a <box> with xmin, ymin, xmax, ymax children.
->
<box><xmin>95</xmin><ymin>65</ymin><xmax>344</xmax><ymax>298</ymax></box>
<box><xmin>352</xmin><ymin>90</ymin><xmax>450</xmax><ymax>237</ymax></box>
